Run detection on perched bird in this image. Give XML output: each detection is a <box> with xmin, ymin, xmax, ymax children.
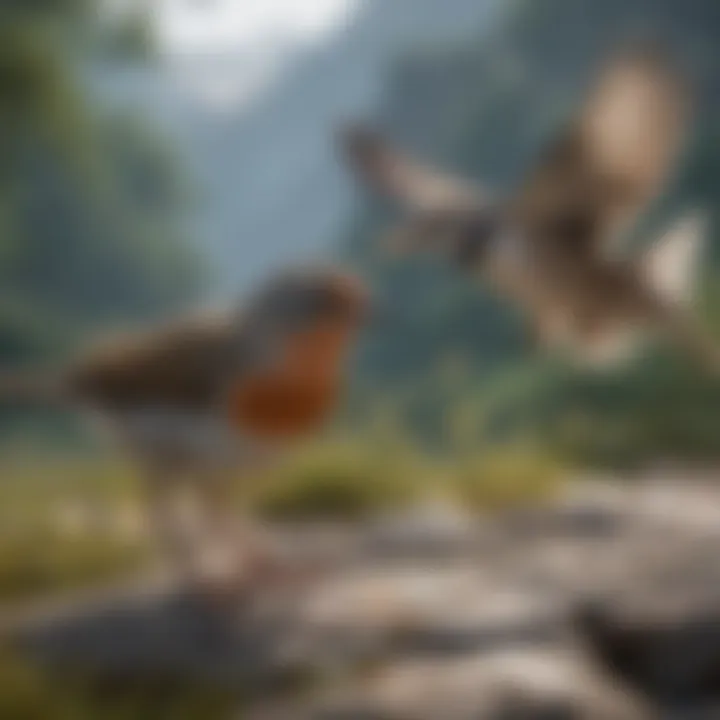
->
<box><xmin>342</xmin><ymin>45</ymin><xmax>717</xmax><ymax>370</ymax></box>
<box><xmin>0</xmin><ymin>267</ymin><xmax>371</xmax><ymax>601</ymax></box>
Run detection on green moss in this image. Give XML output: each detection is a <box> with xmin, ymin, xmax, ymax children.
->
<box><xmin>254</xmin><ymin>438</ymin><xmax>424</xmax><ymax>520</ymax></box>
<box><xmin>252</xmin><ymin>436</ymin><xmax>567</xmax><ymax>520</ymax></box>
<box><xmin>447</xmin><ymin>445</ymin><xmax>568</xmax><ymax>512</ymax></box>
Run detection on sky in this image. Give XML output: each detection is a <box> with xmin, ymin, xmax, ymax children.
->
<box><xmin>154</xmin><ymin>0</ymin><xmax>360</xmax><ymax>54</ymax></box>
<box><xmin>139</xmin><ymin>0</ymin><xmax>361</xmax><ymax>111</ymax></box>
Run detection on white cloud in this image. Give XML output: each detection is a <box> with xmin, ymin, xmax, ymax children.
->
<box><xmin>154</xmin><ymin>0</ymin><xmax>359</xmax><ymax>54</ymax></box>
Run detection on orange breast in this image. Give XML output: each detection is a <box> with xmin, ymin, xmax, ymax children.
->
<box><xmin>228</xmin><ymin>324</ymin><xmax>352</xmax><ymax>441</ymax></box>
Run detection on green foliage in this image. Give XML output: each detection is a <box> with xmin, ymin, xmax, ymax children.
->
<box><xmin>0</xmin><ymin>2</ymin><xmax>202</xmax><ymax>371</ymax></box>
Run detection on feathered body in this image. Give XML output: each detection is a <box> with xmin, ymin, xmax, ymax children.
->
<box><xmin>0</xmin><ymin>269</ymin><xmax>369</xmax><ymax>599</ymax></box>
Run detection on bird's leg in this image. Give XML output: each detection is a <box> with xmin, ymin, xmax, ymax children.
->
<box><xmin>184</xmin><ymin>467</ymin><xmax>243</xmax><ymax>597</ymax></box>
<box><xmin>187</xmin><ymin>466</ymin><xmax>286</xmax><ymax>603</ymax></box>
<box><xmin>142</xmin><ymin>465</ymin><xmax>200</xmax><ymax>584</ymax></box>
<box><xmin>192</xmin><ymin>468</ymin><xmax>326</xmax><ymax>604</ymax></box>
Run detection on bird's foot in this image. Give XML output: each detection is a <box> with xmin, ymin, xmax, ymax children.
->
<box><xmin>187</xmin><ymin>546</ymin><xmax>326</xmax><ymax>611</ymax></box>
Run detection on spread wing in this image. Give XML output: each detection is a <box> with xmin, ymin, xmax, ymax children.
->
<box><xmin>515</xmin><ymin>45</ymin><xmax>689</xmax><ymax>257</ymax></box>
<box><xmin>341</xmin><ymin>125</ymin><xmax>486</xmax><ymax>211</ymax></box>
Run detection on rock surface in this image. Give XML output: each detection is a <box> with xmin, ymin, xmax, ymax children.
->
<box><xmin>6</xmin><ymin>474</ymin><xmax>720</xmax><ymax>718</ymax></box>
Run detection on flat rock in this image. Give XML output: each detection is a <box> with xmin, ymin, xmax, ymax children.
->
<box><xmin>6</xmin><ymin>477</ymin><xmax>720</xmax><ymax>718</ymax></box>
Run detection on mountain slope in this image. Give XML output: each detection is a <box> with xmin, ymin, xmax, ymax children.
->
<box><xmin>102</xmin><ymin>0</ymin><xmax>495</xmax><ymax>296</ymax></box>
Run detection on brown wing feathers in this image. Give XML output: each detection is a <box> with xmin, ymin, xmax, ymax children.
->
<box><xmin>0</xmin><ymin>316</ymin><xmax>249</xmax><ymax>412</ymax></box>
<box><xmin>66</xmin><ymin>317</ymin><xmax>248</xmax><ymax>412</ymax></box>
<box><xmin>517</xmin><ymin>46</ymin><xmax>689</xmax><ymax>258</ymax></box>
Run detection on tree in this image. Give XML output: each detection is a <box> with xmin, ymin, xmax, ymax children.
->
<box><xmin>0</xmin><ymin>1</ymin><xmax>203</xmax><ymax>366</ymax></box>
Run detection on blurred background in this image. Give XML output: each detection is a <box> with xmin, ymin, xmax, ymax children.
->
<box><xmin>1</xmin><ymin>1</ymin><xmax>720</xmax><ymax>718</ymax></box>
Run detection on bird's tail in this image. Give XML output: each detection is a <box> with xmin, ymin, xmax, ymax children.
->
<box><xmin>0</xmin><ymin>368</ymin><xmax>70</xmax><ymax>406</ymax></box>
<box><xmin>641</xmin><ymin>212</ymin><xmax>720</xmax><ymax>372</ymax></box>
<box><xmin>574</xmin><ymin>211</ymin><xmax>719</xmax><ymax>372</ymax></box>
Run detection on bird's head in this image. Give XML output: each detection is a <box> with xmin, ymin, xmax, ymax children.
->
<box><xmin>228</xmin><ymin>268</ymin><xmax>372</xmax><ymax>440</ymax></box>
<box><xmin>242</xmin><ymin>267</ymin><xmax>372</xmax><ymax>371</ymax></box>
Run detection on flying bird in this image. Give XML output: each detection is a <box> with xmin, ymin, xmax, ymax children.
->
<box><xmin>342</xmin><ymin>46</ymin><xmax>717</xmax><ymax>370</ymax></box>
<box><xmin>0</xmin><ymin>268</ymin><xmax>371</xmax><ymax>602</ymax></box>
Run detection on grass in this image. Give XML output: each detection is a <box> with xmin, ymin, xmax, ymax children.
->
<box><xmin>0</xmin><ymin>453</ymin><xmax>150</xmax><ymax>604</ymax></box>
<box><xmin>446</xmin><ymin>444</ymin><xmax>567</xmax><ymax>512</ymax></box>
<box><xmin>0</xmin><ymin>436</ymin><xmax>569</xmax><ymax>603</ymax></box>
<box><xmin>0</xmin><ymin>648</ymin><xmax>240</xmax><ymax>720</ymax></box>
<box><xmin>252</xmin><ymin>437</ymin><xmax>427</xmax><ymax>520</ymax></box>
<box><xmin>0</xmin><ymin>529</ymin><xmax>145</xmax><ymax>604</ymax></box>
<box><xmin>252</xmin><ymin>435</ymin><xmax>568</xmax><ymax>520</ymax></box>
